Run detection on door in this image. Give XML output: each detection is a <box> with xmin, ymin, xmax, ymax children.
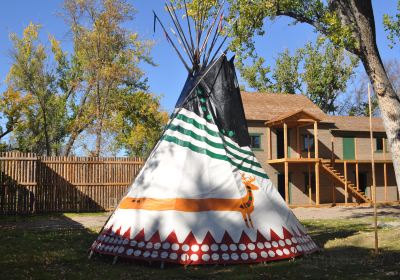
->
<box><xmin>358</xmin><ymin>172</ymin><xmax>368</xmax><ymax>194</ymax></box>
<box><xmin>276</xmin><ymin>129</ymin><xmax>290</xmax><ymax>158</ymax></box>
<box><xmin>343</xmin><ymin>137</ymin><xmax>355</xmax><ymax>160</ymax></box>
<box><xmin>277</xmin><ymin>174</ymin><xmax>285</xmax><ymax>199</ymax></box>
<box><xmin>277</xmin><ymin>173</ymin><xmax>291</xmax><ymax>203</ymax></box>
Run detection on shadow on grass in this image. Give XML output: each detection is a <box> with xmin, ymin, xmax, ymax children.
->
<box><xmin>1</xmin><ymin>214</ymin><xmax>399</xmax><ymax>280</ymax></box>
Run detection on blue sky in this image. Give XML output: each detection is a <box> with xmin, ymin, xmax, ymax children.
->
<box><xmin>0</xmin><ymin>0</ymin><xmax>399</xmax><ymax>113</ymax></box>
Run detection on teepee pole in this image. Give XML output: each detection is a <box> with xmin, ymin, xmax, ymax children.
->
<box><xmin>166</xmin><ymin>3</ymin><xmax>194</xmax><ymax>64</ymax></box>
<box><xmin>183</xmin><ymin>0</ymin><xmax>195</xmax><ymax>53</ymax></box>
<box><xmin>199</xmin><ymin>1</ymin><xmax>225</xmax><ymax>55</ymax></box>
<box><xmin>368</xmin><ymin>83</ymin><xmax>378</xmax><ymax>255</ymax></box>
<box><xmin>153</xmin><ymin>12</ymin><xmax>191</xmax><ymax>72</ymax></box>
<box><xmin>202</xmin><ymin>16</ymin><xmax>222</xmax><ymax>66</ymax></box>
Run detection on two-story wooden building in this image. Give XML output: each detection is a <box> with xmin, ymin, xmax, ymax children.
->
<box><xmin>241</xmin><ymin>92</ymin><xmax>399</xmax><ymax>206</ymax></box>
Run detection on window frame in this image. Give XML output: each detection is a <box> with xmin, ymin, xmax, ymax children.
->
<box><xmin>375</xmin><ymin>136</ymin><xmax>387</xmax><ymax>153</ymax></box>
<box><xmin>249</xmin><ymin>133</ymin><xmax>263</xmax><ymax>151</ymax></box>
<box><xmin>302</xmin><ymin>134</ymin><xmax>315</xmax><ymax>152</ymax></box>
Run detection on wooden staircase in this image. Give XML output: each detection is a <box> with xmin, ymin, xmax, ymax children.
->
<box><xmin>321</xmin><ymin>162</ymin><xmax>371</xmax><ymax>203</ymax></box>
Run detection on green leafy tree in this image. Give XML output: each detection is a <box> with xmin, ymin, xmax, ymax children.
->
<box><xmin>223</xmin><ymin>0</ymin><xmax>400</xmax><ymax>192</ymax></box>
<box><xmin>61</xmin><ymin>0</ymin><xmax>156</xmax><ymax>156</ymax></box>
<box><xmin>301</xmin><ymin>41</ymin><xmax>358</xmax><ymax>114</ymax></box>
<box><xmin>5</xmin><ymin>23</ymin><xmax>68</xmax><ymax>155</ymax></box>
<box><xmin>236</xmin><ymin>57</ymin><xmax>272</xmax><ymax>92</ymax></box>
<box><xmin>237</xmin><ymin>41</ymin><xmax>357</xmax><ymax>114</ymax></box>
<box><xmin>111</xmin><ymin>91</ymin><xmax>169</xmax><ymax>157</ymax></box>
<box><xmin>272</xmin><ymin>49</ymin><xmax>303</xmax><ymax>94</ymax></box>
<box><xmin>383</xmin><ymin>0</ymin><xmax>400</xmax><ymax>48</ymax></box>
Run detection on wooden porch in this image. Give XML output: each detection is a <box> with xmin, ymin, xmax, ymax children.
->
<box><xmin>264</xmin><ymin>110</ymin><xmax>393</xmax><ymax>206</ymax></box>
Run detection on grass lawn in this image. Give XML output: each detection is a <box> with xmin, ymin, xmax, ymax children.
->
<box><xmin>0</xmin><ymin>214</ymin><xmax>399</xmax><ymax>280</ymax></box>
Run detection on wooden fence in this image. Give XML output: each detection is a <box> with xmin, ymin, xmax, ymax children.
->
<box><xmin>0</xmin><ymin>152</ymin><xmax>144</xmax><ymax>214</ymax></box>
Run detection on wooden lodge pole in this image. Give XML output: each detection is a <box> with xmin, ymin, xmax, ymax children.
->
<box><xmin>368</xmin><ymin>84</ymin><xmax>378</xmax><ymax>255</ymax></box>
<box><xmin>344</xmin><ymin>161</ymin><xmax>348</xmax><ymax>205</ymax></box>
<box><xmin>383</xmin><ymin>138</ymin><xmax>388</xmax><ymax>201</ymax></box>
<box><xmin>314</xmin><ymin>121</ymin><xmax>320</xmax><ymax>205</ymax></box>
<box><xmin>308</xmin><ymin>164</ymin><xmax>312</xmax><ymax>205</ymax></box>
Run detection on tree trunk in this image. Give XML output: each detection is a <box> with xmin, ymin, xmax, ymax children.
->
<box><xmin>346</xmin><ymin>0</ymin><xmax>400</xmax><ymax>194</ymax></box>
<box><xmin>0</xmin><ymin>128</ymin><xmax>12</xmax><ymax>140</ymax></box>
<box><xmin>64</xmin><ymin>130</ymin><xmax>80</xmax><ymax>156</ymax></box>
<box><xmin>94</xmin><ymin>120</ymin><xmax>102</xmax><ymax>157</ymax></box>
<box><xmin>40</xmin><ymin>103</ymin><xmax>51</xmax><ymax>156</ymax></box>
<box><xmin>94</xmin><ymin>83</ymin><xmax>102</xmax><ymax>157</ymax></box>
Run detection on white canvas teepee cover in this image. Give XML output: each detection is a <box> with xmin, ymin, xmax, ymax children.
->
<box><xmin>91</xmin><ymin>55</ymin><xmax>318</xmax><ymax>265</ymax></box>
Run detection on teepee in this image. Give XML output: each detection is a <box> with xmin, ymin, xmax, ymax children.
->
<box><xmin>90</xmin><ymin>1</ymin><xmax>318</xmax><ymax>265</ymax></box>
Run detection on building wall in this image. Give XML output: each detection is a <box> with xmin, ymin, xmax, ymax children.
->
<box><xmin>246</xmin><ymin>121</ymin><xmax>399</xmax><ymax>205</ymax></box>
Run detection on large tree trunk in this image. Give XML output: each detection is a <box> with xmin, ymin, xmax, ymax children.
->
<box><xmin>337</xmin><ymin>0</ymin><xmax>400</xmax><ymax>194</ymax></box>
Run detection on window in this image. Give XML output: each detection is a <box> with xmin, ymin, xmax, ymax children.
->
<box><xmin>302</xmin><ymin>134</ymin><xmax>314</xmax><ymax>151</ymax></box>
<box><xmin>376</xmin><ymin>137</ymin><xmax>385</xmax><ymax>152</ymax></box>
<box><xmin>249</xmin><ymin>134</ymin><xmax>262</xmax><ymax>150</ymax></box>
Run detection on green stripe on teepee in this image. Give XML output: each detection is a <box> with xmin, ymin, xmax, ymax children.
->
<box><xmin>167</xmin><ymin>124</ymin><xmax>262</xmax><ymax>169</ymax></box>
<box><xmin>162</xmin><ymin>134</ymin><xmax>268</xmax><ymax>179</ymax></box>
<box><xmin>174</xmin><ymin>113</ymin><xmax>254</xmax><ymax>157</ymax></box>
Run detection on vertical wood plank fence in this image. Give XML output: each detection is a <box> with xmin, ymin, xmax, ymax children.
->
<box><xmin>0</xmin><ymin>152</ymin><xmax>144</xmax><ymax>214</ymax></box>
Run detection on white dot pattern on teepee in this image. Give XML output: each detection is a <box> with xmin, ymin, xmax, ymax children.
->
<box><xmin>91</xmin><ymin>225</ymin><xmax>318</xmax><ymax>265</ymax></box>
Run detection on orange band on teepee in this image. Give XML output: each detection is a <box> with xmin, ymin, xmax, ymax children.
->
<box><xmin>119</xmin><ymin>197</ymin><xmax>243</xmax><ymax>212</ymax></box>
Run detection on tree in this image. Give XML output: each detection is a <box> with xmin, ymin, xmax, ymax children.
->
<box><xmin>61</xmin><ymin>0</ymin><xmax>156</xmax><ymax>156</ymax></box>
<box><xmin>0</xmin><ymin>88</ymin><xmax>33</xmax><ymax>141</ymax></box>
<box><xmin>111</xmin><ymin>91</ymin><xmax>168</xmax><ymax>157</ymax></box>
<box><xmin>272</xmin><ymin>49</ymin><xmax>302</xmax><ymax>94</ymax></box>
<box><xmin>383</xmin><ymin>0</ymin><xmax>400</xmax><ymax>48</ymax></box>
<box><xmin>346</xmin><ymin>78</ymin><xmax>379</xmax><ymax>117</ymax></box>
<box><xmin>1</xmin><ymin>0</ymin><xmax>167</xmax><ymax>157</ymax></box>
<box><xmin>301</xmin><ymin>41</ymin><xmax>358</xmax><ymax>114</ymax></box>
<box><xmin>237</xmin><ymin>40</ymin><xmax>357</xmax><ymax>114</ymax></box>
<box><xmin>225</xmin><ymin>0</ymin><xmax>400</xmax><ymax>192</ymax></box>
<box><xmin>5</xmin><ymin>23</ymin><xmax>68</xmax><ymax>155</ymax></box>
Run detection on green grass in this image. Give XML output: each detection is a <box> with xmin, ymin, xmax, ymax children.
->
<box><xmin>0</xmin><ymin>214</ymin><xmax>399</xmax><ymax>280</ymax></box>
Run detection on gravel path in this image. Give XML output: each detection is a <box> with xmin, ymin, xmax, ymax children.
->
<box><xmin>292</xmin><ymin>205</ymin><xmax>400</xmax><ymax>220</ymax></box>
<box><xmin>1</xmin><ymin>206</ymin><xmax>398</xmax><ymax>230</ymax></box>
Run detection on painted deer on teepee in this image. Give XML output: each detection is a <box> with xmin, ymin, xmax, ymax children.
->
<box><xmin>239</xmin><ymin>173</ymin><xmax>259</xmax><ymax>228</ymax></box>
<box><xmin>119</xmin><ymin>173</ymin><xmax>259</xmax><ymax>228</ymax></box>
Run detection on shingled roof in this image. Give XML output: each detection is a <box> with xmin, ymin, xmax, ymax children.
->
<box><xmin>326</xmin><ymin>115</ymin><xmax>386</xmax><ymax>132</ymax></box>
<box><xmin>240</xmin><ymin>92</ymin><xmax>327</xmax><ymax>121</ymax></box>
<box><xmin>240</xmin><ymin>91</ymin><xmax>386</xmax><ymax>132</ymax></box>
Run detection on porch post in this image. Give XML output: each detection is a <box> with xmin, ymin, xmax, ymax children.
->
<box><xmin>285</xmin><ymin>161</ymin><xmax>289</xmax><ymax>204</ymax></box>
<box><xmin>284</xmin><ymin>122</ymin><xmax>288</xmax><ymax>159</ymax></box>
<box><xmin>315</xmin><ymin>161</ymin><xmax>320</xmax><ymax>206</ymax></box>
<box><xmin>267</xmin><ymin>127</ymin><xmax>271</xmax><ymax>160</ymax></box>
<box><xmin>313</xmin><ymin>121</ymin><xmax>319</xmax><ymax>159</ymax></box>
<box><xmin>296</xmin><ymin>127</ymin><xmax>300</xmax><ymax>159</ymax></box>
<box><xmin>355</xmin><ymin>138</ymin><xmax>359</xmax><ymax>190</ymax></box>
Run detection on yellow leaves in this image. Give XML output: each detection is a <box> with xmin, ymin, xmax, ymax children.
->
<box><xmin>321</xmin><ymin>11</ymin><xmax>358</xmax><ymax>51</ymax></box>
<box><xmin>0</xmin><ymin>88</ymin><xmax>34</xmax><ymax>123</ymax></box>
<box><xmin>22</xmin><ymin>22</ymin><xmax>41</xmax><ymax>41</ymax></box>
<box><xmin>50</xmin><ymin>36</ymin><xmax>66</xmax><ymax>64</ymax></box>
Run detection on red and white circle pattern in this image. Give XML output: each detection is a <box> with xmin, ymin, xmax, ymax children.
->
<box><xmin>91</xmin><ymin>225</ymin><xmax>318</xmax><ymax>265</ymax></box>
